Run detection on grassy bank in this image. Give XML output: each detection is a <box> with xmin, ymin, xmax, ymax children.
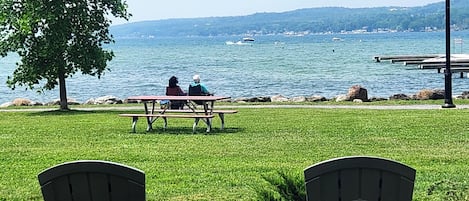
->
<box><xmin>1</xmin><ymin>106</ymin><xmax>468</xmax><ymax>200</ymax></box>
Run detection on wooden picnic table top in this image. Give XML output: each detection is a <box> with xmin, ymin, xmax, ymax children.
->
<box><xmin>127</xmin><ymin>95</ymin><xmax>230</xmax><ymax>101</ymax></box>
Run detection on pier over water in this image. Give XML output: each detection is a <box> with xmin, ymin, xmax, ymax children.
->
<box><xmin>374</xmin><ymin>54</ymin><xmax>469</xmax><ymax>78</ymax></box>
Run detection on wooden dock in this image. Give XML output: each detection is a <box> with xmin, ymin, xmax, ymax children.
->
<box><xmin>418</xmin><ymin>63</ymin><xmax>469</xmax><ymax>69</ymax></box>
<box><xmin>374</xmin><ymin>54</ymin><xmax>469</xmax><ymax>78</ymax></box>
<box><xmin>374</xmin><ymin>55</ymin><xmax>440</xmax><ymax>63</ymax></box>
<box><xmin>441</xmin><ymin>67</ymin><xmax>469</xmax><ymax>78</ymax></box>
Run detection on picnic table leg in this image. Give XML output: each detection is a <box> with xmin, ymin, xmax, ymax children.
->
<box><xmin>202</xmin><ymin>101</ymin><xmax>212</xmax><ymax>132</ymax></box>
<box><xmin>196</xmin><ymin>118</ymin><xmax>212</xmax><ymax>133</ymax></box>
<box><xmin>193</xmin><ymin>118</ymin><xmax>200</xmax><ymax>133</ymax></box>
<box><xmin>146</xmin><ymin>125</ymin><xmax>152</xmax><ymax>132</ymax></box>
<box><xmin>201</xmin><ymin>101</ymin><xmax>207</xmax><ymax>114</ymax></box>
<box><xmin>151</xmin><ymin>100</ymin><xmax>156</xmax><ymax>113</ymax></box>
<box><xmin>218</xmin><ymin>113</ymin><xmax>225</xmax><ymax>130</ymax></box>
<box><xmin>209</xmin><ymin>101</ymin><xmax>214</xmax><ymax>112</ymax></box>
<box><xmin>143</xmin><ymin>101</ymin><xmax>153</xmax><ymax>131</ymax></box>
<box><xmin>131</xmin><ymin>116</ymin><xmax>138</xmax><ymax>133</ymax></box>
<box><xmin>163</xmin><ymin>117</ymin><xmax>167</xmax><ymax>130</ymax></box>
<box><xmin>205</xmin><ymin>118</ymin><xmax>211</xmax><ymax>133</ymax></box>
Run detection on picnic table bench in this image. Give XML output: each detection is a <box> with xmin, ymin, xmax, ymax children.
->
<box><xmin>155</xmin><ymin>109</ymin><xmax>237</xmax><ymax>128</ymax></box>
<box><xmin>119</xmin><ymin>113</ymin><xmax>216</xmax><ymax>133</ymax></box>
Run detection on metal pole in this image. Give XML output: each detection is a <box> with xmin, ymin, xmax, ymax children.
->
<box><xmin>443</xmin><ymin>0</ymin><xmax>456</xmax><ymax>108</ymax></box>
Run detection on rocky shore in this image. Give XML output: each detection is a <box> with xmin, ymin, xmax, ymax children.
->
<box><xmin>2</xmin><ymin>85</ymin><xmax>469</xmax><ymax>108</ymax></box>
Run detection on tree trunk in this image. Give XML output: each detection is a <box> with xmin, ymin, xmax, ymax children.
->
<box><xmin>58</xmin><ymin>71</ymin><xmax>69</xmax><ymax>111</ymax></box>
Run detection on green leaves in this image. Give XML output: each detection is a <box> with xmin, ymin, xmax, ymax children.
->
<box><xmin>0</xmin><ymin>0</ymin><xmax>130</xmax><ymax>109</ymax></box>
<box><xmin>258</xmin><ymin>171</ymin><xmax>306</xmax><ymax>201</ymax></box>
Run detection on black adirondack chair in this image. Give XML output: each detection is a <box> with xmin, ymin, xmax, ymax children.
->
<box><xmin>304</xmin><ymin>156</ymin><xmax>416</xmax><ymax>201</ymax></box>
<box><xmin>38</xmin><ymin>160</ymin><xmax>145</xmax><ymax>201</ymax></box>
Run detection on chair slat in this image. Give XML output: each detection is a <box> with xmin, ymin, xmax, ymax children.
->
<box><xmin>41</xmin><ymin>176</ymin><xmax>73</xmax><ymax>201</ymax></box>
<box><xmin>340</xmin><ymin>169</ymin><xmax>361</xmax><ymax>200</ymax></box>
<box><xmin>69</xmin><ymin>173</ymin><xmax>92</xmax><ymax>200</ymax></box>
<box><xmin>110</xmin><ymin>175</ymin><xmax>132</xmax><ymax>201</ymax></box>
<box><xmin>89</xmin><ymin>173</ymin><xmax>111</xmax><ymax>201</ymax></box>
<box><xmin>359</xmin><ymin>169</ymin><xmax>381</xmax><ymax>201</ymax></box>
<box><xmin>320</xmin><ymin>173</ymin><xmax>339</xmax><ymax>201</ymax></box>
<box><xmin>398</xmin><ymin>176</ymin><xmax>416</xmax><ymax>201</ymax></box>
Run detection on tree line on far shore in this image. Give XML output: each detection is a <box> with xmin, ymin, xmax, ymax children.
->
<box><xmin>111</xmin><ymin>0</ymin><xmax>469</xmax><ymax>38</ymax></box>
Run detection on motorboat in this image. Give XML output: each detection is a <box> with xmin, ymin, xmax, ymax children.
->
<box><xmin>242</xmin><ymin>37</ymin><xmax>255</xmax><ymax>42</ymax></box>
<box><xmin>225</xmin><ymin>41</ymin><xmax>252</xmax><ymax>46</ymax></box>
<box><xmin>332</xmin><ymin>37</ymin><xmax>342</xmax><ymax>41</ymax></box>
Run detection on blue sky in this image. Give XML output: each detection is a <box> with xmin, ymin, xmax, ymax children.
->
<box><xmin>112</xmin><ymin>0</ymin><xmax>443</xmax><ymax>24</ymax></box>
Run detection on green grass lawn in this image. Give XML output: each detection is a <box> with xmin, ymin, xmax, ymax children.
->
<box><xmin>1</xmin><ymin>106</ymin><xmax>468</xmax><ymax>200</ymax></box>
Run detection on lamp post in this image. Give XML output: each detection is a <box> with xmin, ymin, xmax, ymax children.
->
<box><xmin>443</xmin><ymin>0</ymin><xmax>456</xmax><ymax>108</ymax></box>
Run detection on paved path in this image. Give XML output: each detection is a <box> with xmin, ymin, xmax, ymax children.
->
<box><xmin>1</xmin><ymin>104</ymin><xmax>469</xmax><ymax>112</ymax></box>
<box><xmin>220</xmin><ymin>104</ymin><xmax>469</xmax><ymax>110</ymax></box>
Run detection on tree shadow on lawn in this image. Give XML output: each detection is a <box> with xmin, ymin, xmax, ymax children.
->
<box><xmin>26</xmin><ymin>109</ymin><xmax>122</xmax><ymax>116</ymax></box>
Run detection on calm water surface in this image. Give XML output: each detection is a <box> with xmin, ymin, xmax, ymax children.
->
<box><xmin>1</xmin><ymin>31</ymin><xmax>469</xmax><ymax>103</ymax></box>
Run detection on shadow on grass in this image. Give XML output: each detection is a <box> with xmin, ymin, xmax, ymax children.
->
<box><xmin>132</xmin><ymin>127</ymin><xmax>243</xmax><ymax>135</ymax></box>
<box><xmin>26</xmin><ymin>109</ymin><xmax>122</xmax><ymax>116</ymax></box>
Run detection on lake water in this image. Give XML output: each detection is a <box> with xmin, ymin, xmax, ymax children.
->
<box><xmin>1</xmin><ymin>31</ymin><xmax>469</xmax><ymax>104</ymax></box>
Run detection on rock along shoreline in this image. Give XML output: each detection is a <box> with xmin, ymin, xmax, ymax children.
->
<box><xmin>2</xmin><ymin>85</ymin><xmax>469</xmax><ymax>108</ymax></box>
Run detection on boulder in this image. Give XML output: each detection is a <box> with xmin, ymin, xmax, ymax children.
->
<box><xmin>233</xmin><ymin>97</ymin><xmax>249</xmax><ymax>103</ymax></box>
<box><xmin>307</xmin><ymin>95</ymin><xmax>328</xmax><ymax>102</ymax></box>
<box><xmin>389</xmin><ymin>94</ymin><xmax>410</xmax><ymax>100</ymax></box>
<box><xmin>415</xmin><ymin>89</ymin><xmax>445</xmax><ymax>100</ymax></box>
<box><xmin>29</xmin><ymin>101</ymin><xmax>44</xmax><ymax>106</ymax></box>
<box><xmin>457</xmin><ymin>91</ymin><xmax>469</xmax><ymax>99</ymax></box>
<box><xmin>271</xmin><ymin>95</ymin><xmax>289</xmax><ymax>102</ymax></box>
<box><xmin>12</xmin><ymin>98</ymin><xmax>32</xmax><ymax>106</ymax></box>
<box><xmin>84</xmin><ymin>98</ymin><xmax>96</xmax><ymax>105</ymax></box>
<box><xmin>0</xmin><ymin>102</ymin><xmax>14</xmax><ymax>108</ymax></box>
<box><xmin>335</xmin><ymin>94</ymin><xmax>349</xmax><ymax>102</ymax></box>
<box><xmin>124</xmin><ymin>98</ymin><xmax>140</xmax><ymax>104</ymax></box>
<box><xmin>94</xmin><ymin>95</ymin><xmax>122</xmax><ymax>104</ymax></box>
<box><xmin>248</xmin><ymin>96</ymin><xmax>271</xmax><ymax>102</ymax></box>
<box><xmin>291</xmin><ymin>96</ymin><xmax>307</xmax><ymax>102</ymax></box>
<box><xmin>347</xmin><ymin>85</ymin><xmax>368</xmax><ymax>102</ymax></box>
<box><xmin>47</xmin><ymin>98</ymin><xmax>80</xmax><ymax>106</ymax></box>
<box><xmin>429</xmin><ymin>90</ymin><xmax>445</xmax><ymax>100</ymax></box>
<box><xmin>370</xmin><ymin>97</ymin><xmax>388</xmax><ymax>102</ymax></box>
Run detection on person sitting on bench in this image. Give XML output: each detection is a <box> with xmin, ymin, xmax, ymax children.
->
<box><xmin>189</xmin><ymin>74</ymin><xmax>211</xmax><ymax>105</ymax></box>
<box><xmin>166</xmin><ymin>76</ymin><xmax>187</xmax><ymax>109</ymax></box>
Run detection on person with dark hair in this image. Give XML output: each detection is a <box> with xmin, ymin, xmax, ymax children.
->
<box><xmin>165</xmin><ymin>76</ymin><xmax>186</xmax><ymax>109</ymax></box>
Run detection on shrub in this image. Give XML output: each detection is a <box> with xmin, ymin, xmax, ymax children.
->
<box><xmin>257</xmin><ymin>171</ymin><xmax>306</xmax><ymax>201</ymax></box>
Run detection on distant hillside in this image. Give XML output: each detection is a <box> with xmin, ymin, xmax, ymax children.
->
<box><xmin>111</xmin><ymin>0</ymin><xmax>469</xmax><ymax>38</ymax></box>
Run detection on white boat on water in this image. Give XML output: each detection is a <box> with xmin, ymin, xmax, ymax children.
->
<box><xmin>225</xmin><ymin>41</ymin><xmax>252</xmax><ymax>46</ymax></box>
<box><xmin>242</xmin><ymin>37</ymin><xmax>255</xmax><ymax>42</ymax></box>
<box><xmin>332</xmin><ymin>37</ymin><xmax>342</xmax><ymax>41</ymax></box>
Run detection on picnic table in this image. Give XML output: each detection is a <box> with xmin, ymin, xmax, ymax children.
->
<box><xmin>119</xmin><ymin>95</ymin><xmax>237</xmax><ymax>133</ymax></box>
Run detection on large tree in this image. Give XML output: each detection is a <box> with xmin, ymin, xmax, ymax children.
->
<box><xmin>0</xmin><ymin>0</ymin><xmax>131</xmax><ymax>110</ymax></box>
